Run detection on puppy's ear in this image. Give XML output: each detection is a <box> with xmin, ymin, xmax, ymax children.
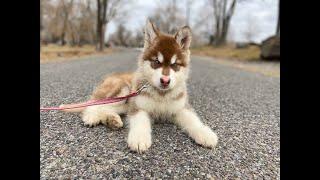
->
<box><xmin>175</xmin><ymin>26</ymin><xmax>192</xmax><ymax>50</ymax></box>
<box><xmin>143</xmin><ymin>19</ymin><xmax>159</xmax><ymax>49</ymax></box>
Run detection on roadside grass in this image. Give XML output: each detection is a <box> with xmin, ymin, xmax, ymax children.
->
<box><xmin>40</xmin><ymin>44</ymin><xmax>114</xmax><ymax>63</ymax></box>
<box><xmin>191</xmin><ymin>44</ymin><xmax>261</xmax><ymax>61</ymax></box>
<box><xmin>191</xmin><ymin>44</ymin><xmax>280</xmax><ymax>77</ymax></box>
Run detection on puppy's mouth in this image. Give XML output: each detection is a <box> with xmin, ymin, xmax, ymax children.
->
<box><xmin>159</xmin><ymin>84</ymin><xmax>170</xmax><ymax>90</ymax></box>
<box><xmin>151</xmin><ymin>83</ymin><xmax>171</xmax><ymax>91</ymax></box>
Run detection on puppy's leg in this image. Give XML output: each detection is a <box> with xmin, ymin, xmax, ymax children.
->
<box><xmin>82</xmin><ymin>105</ymin><xmax>123</xmax><ymax>128</ymax></box>
<box><xmin>127</xmin><ymin>110</ymin><xmax>152</xmax><ymax>153</ymax></box>
<box><xmin>175</xmin><ymin>108</ymin><xmax>218</xmax><ymax>148</ymax></box>
<box><xmin>81</xmin><ymin>103</ymin><xmax>125</xmax><ymax>128</ymax></box>
<box><xmin>81</xmin><ymin>105</ymin><xmax>106</xmax><ymax>127</ymax></box>
<box><xmin>100</xmin><ymin>106</ymin><xmax>125</xmax><ymax>129</ymax></box>
<box><xmin>81</xmin><ymin>86</ymin><xmax>130</xmax><ymax>128</ymax></box>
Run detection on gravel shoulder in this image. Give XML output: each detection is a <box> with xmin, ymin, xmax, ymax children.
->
<box><xmin>40</xmin><ymin>49</ymin><xmax>280</xmax><ymax>179</ymax></box>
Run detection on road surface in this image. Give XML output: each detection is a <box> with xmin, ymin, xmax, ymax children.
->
<box><xmin>40</xmin><ymin>49</ymin><xmax>280</xmax><ymax>179</ymax></box>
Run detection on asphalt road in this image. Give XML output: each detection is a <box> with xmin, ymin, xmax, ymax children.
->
<box><xmin>40</xmin><ymin>49</ymin><xmax>280</xmax><ymax>179</ymax></box>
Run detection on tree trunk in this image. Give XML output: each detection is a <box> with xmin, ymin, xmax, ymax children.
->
<box><xmin>96</xmin><ymin>27</ymin><xmax>103</xmax><ymax>51</ymax></box>
<box><xmin>208</xmin><ymin>35</ymin><xmax>215</xmax><ymax>45</ymax></box>
<box><xmin>212</xmin><ymin>0</ymin><xmax>236</xmax><ymax>46</ymax></box>
<box><xmin>213</xmin><ymin>13</ymin><xmax>221</xmax><ymax>45</ymax></box>
<box><xmin>100</xmin><ymin>24</ymin><xmax>106</xmax><ymax>51</ymax></box>
<box><xmin>96</xmin><ymin>23</ymin><xmax>106</xmax><ymax>51</ymax></box>
<box><xmin>61</xmin><ymin>32</ymin><xmax>66</xmax><ymax>46</ymax></box>
<box><xmin>96</xmin><ymin>0</ymin><xmax>107</xmax><ymax>51</ymax></box>
<box><xmin>96</xmin><ymin>0</ymin><xmax>102</xmax><ymax>51</ymax></box>
<box><xmin>276</xmin><ymin>0</ymin><xmax>280</xmax><ymax>36</ymax></box>
<box><xmin>40</xmin><ymin>0</ymin><xmax>43</xmax><ymax>50</ymax></box>
<box><xmin>96</xmin><ymin>24</ymin><xmax>101</xmax><ymax>50</ymax></box>
<box><xmin>60</xmin><ymin>0</ymin><xmax>73</xmax><ymax>46</ymax></box>
<box><xmin>217</xmin><ymin>0</ymin><xmax>228</xmax><ymax>45</ymax></box>
<box><xmin>218</xmin><ymin>14</ymin><xmax>232</xmax><ymax>46</ymax></box>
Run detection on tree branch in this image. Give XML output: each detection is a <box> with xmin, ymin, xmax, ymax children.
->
<box><xmin>226</xmin><ymin>0</ymin><xmax>236</xmax><ymax>19</ymax></box>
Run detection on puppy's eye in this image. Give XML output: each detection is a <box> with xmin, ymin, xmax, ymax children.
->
<box><xmin>150</xmin><ymin>57</ymin><xmax>162</xmax><ymax>69</ymax></box>
<box><xmin>171</xmin><ymin>63</ymin><xmax>178</xmax><ymax>68</ymax></box>
<box><xmin>154</xmin><ymin>58</ymin><xmax>161</xmax><ymax>64</ymax></box>
<box><xmin>171</xmin><ymin>63</ymin><xmax>181</xmax><ymax>71</ymax></box>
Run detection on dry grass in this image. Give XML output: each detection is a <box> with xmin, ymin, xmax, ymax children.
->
<box><xmin>211</xmin><ymin>58</ymin><xmax>280</xmax><ymax>77</ymax></box>
<box><xmin>191</xmin><ymin>44</ymin><xmax>261</xmax><ymax>61</ymax></box>
<box><xmin>40</xmin><ymin>44</ymin><xmax>114</xmax><ymax>63</ymax></box>
<box><xmin>191</xmin><ymin>45</ymin><xmax>279</xmax><ymax>77</ymax></box>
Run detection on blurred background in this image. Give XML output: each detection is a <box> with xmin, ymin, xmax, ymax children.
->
<box><xmin>40</xmin><ymin>0</ymin><xmax>280</xmax><ymax>62</ymax></box>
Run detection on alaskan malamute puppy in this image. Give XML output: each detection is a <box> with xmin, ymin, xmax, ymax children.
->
<box><xmin>62</xmin><ymin>20</ymin><xmax>218</xmax><ymax>153</ymax></box>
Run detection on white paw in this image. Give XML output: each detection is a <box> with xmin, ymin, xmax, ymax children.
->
<box><xmin>127</xmin><ymin>130</ymin><xmax>152</xmax><ymax>153</ymax></box>
<box><xmin>81</xmin><ymin>110</ymin><xmax>101</xmax><ymax>127</ymax></box>
<box><xmin>101</xmin><ymin>114</ymin><xmax>123</xmax><ymax>129</ymax></box>
<box><xmin>192</xmin><ymin>126</ymin><xmax>218</xmax><ymax>148</ymax></box>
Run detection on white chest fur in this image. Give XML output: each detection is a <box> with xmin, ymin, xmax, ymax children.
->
<box><xmin>134</xmin><ymin>91</ymin><xmax>187</xmax><ymax>116</ymax></box>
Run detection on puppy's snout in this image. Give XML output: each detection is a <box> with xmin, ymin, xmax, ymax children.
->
<box><xmin>160</xmin><ymin>76</ymin><xmax>170</xmax><ymax>85</ymax></box>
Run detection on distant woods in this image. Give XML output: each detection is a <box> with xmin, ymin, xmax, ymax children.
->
<box><xmin>40</xmin><ymin>0</ymin><xmax>280</xmax><ymax>50</ymax></box>
<box><xmin>41</xmin><ymin>0</ymin><xmax>124</xmax><ymax>51</ymax></box>
<box><xmin>41</xmin><ymin>0</ymin><xmax>96</xmax><ymax>46</ymax></box>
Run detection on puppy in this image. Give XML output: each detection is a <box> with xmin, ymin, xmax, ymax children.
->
<box><xmin>61</xmin><ymin>20</ymin><xmax>218</xmax><ymax>153</ymax></box>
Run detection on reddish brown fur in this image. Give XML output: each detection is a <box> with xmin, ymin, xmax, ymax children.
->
<box><xmin>174</xmin><ymin>92</ymin><xmax>185</xmax><ymax>100</ymax></box>
<box><xmin>162</xmin><ymin>67</ymin><xmax>170</xmax><ymax>76</ymax></box>
<box><xmin>142</xmin><ymin>33</ymin><xmax>188</xmax><ymax>75</ymax></box>
<box><xmin>91</xmin><ymin>72</ymin><xmax>134</xmax><ymax>100</ymax></box>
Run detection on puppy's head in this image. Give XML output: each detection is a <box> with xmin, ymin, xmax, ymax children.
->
<box><xmin>139</xmin><ymin>19</ymin><xmax>192</xmax><ymax>91</ymax></box>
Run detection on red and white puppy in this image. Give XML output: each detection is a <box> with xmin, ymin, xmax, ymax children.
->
<box><xmin>62</xmin><ymin>20</ymin><xmax>218</xmax><ymax>153</ymax></box>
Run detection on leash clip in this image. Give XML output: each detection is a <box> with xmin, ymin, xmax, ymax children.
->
<box><xmin>136</xmin><ymin>83</ymin><xmax>149</xmax><ymax>94</ymax></box>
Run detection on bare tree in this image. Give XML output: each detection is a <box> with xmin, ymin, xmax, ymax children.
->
<box><xmin>276</xmin><ymin>0</ymin><xmax>280</xmax><ymax>36</ymax></box>
<box><xmin>40</xmin><ymin>0</ymin><xmax>44</xmax><ymax>49</ymax></box>
<box><xmin>109</xmin><ymin>24</ymin><xmax>132</xmax><ymax>47</ymax></box>
<box><xmin>60</xmin><ymin>0</ymin><xmax>74</xmax><ymax>45</ymax></box>
<box><xmin>133</xmin><ymin>30</ymin><xmax>144</xmax><ymax>47</ymax></box>
<box><xmin>44</xmin><ymin>0</ymin><xmax>75</xmax><ymax>45</ymax></box>
<box><xmin>40</xmin><ymin>0</ymin><xmax>52</xmax><ymax>46</ymax></box>
<box><xmin>40</xmin><ymin>0</ymin><xmax>44</xmax><ymax>34</ymax></box>
<box><xmin>210</xmin><ymin>0</ymin><xmax>237</xmax><ymax>46</ymax></box>
<box><xmin>42</xmin><ymin>0</ymin><xmax>58</xmax><ymax>44</ymax></box>
<box><xmin>78</xmin><ymin>0</ymin><xmax>97</xmax><ymax>45</ymax></box>
<box><xmin>96</xmin><ymin>0</ymin><xmax>122</xmax><ymax>51</ymax></box>
<box><xmin>149</xmin><ymin>0</ymin><xmax>185</xmax><ymax>34</ymax></box>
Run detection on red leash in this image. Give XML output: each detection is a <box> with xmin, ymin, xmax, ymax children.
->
<box><xmin>40</xmin><ymin>84</ymin><xmax>149</xmax><ymax>111</ymax></box>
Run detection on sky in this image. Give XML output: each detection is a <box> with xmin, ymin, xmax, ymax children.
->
<box><xmin>106</xmin><ymin>0</ymin><xmax>279</xmax><ymax>43</ymax></box>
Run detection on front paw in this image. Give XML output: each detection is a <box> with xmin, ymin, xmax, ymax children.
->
<box><xmin>127</xmin><ymin>130</ymin><xmax>152</xmax><ymax>153</ymax></box>
<box><xmin>81</xmin><ymin>110</ymin><xmax>101</xmax><ymax>127</ymax></box>
<box><xmin>192</xmin><ymin>126</ymin><xmax>218</xmax><ymax>148</ymax></box>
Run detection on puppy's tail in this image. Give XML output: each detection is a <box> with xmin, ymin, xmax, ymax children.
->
<box><xmin>59</xmin><ymin>104</ymin><xmax>86</xmax><ymax>113</ymax></box>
